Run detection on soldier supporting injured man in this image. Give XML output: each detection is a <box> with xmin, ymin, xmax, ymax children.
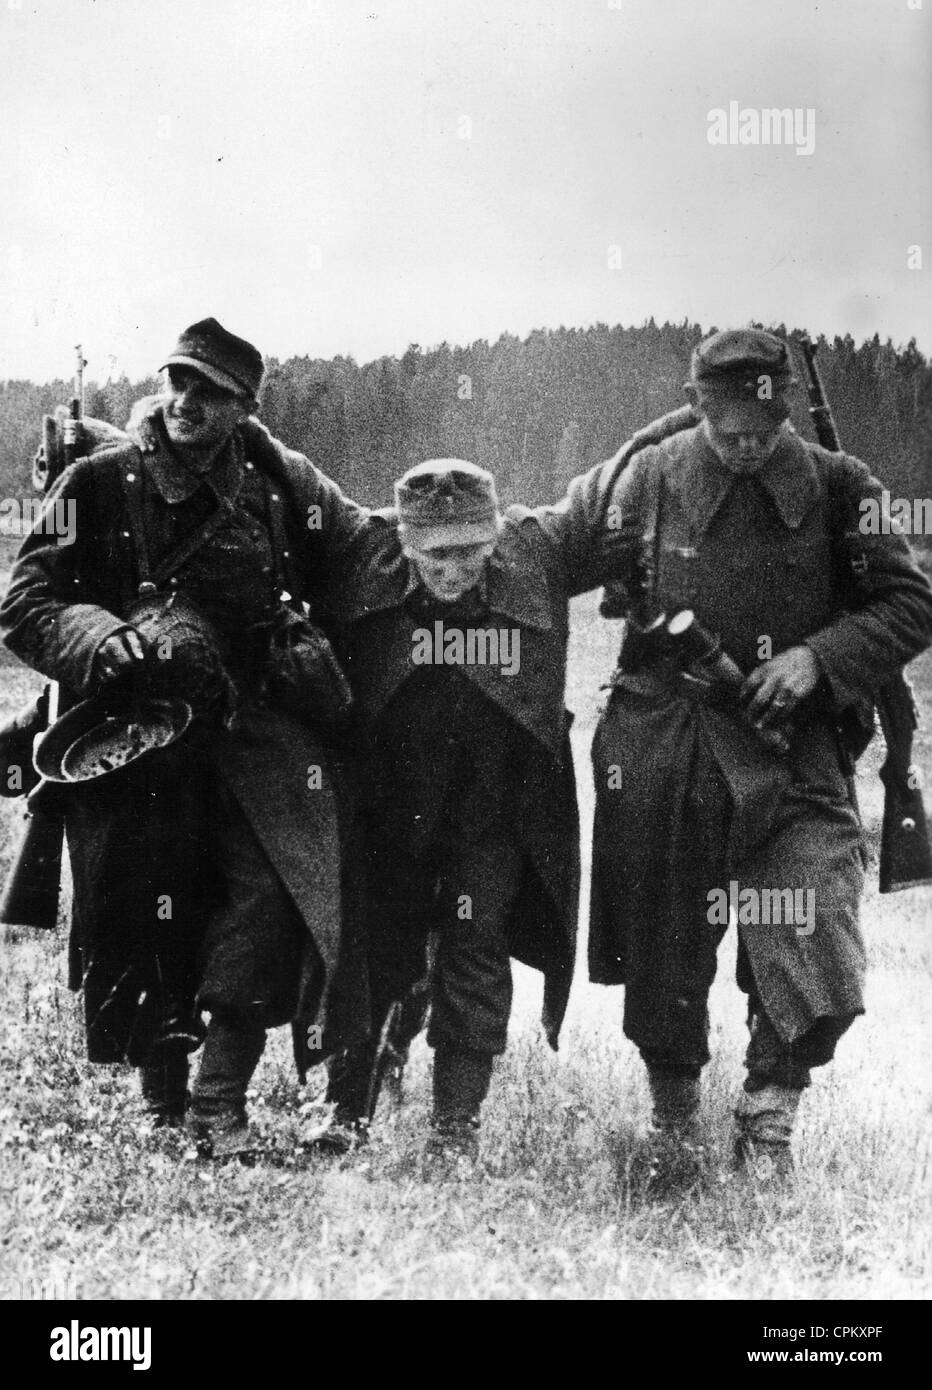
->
<box><xmin>587</xmin><ymin>329</ymin><xmax>932</xmax><ymax>1185</ymax></box>
<box><xmin>1</xmin><ymin>318</ymin><xmax>370</xmax><ymax>1160</ymax></box>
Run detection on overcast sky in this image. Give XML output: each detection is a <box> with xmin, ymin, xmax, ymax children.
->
<box><xmin>1</xmin><ymin>0</ymin><xmax>929</xmax><ymax>383</ymax></box>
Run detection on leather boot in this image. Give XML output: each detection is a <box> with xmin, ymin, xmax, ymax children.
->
<box><xmin>139</xmin><ymin>1043</ymin><xmax>190</xmax><ymax>1128</ymax></box>
<box><xmin>643</xmin><ymin>1065</ymin><xmax>705</xmax><ymax>1193</ymax></box>
<box><xmin>425</xmin><ymin>1045</ymin><xmax>493</xmax><ymax>1164</ymax></box>
<box><xmin>302</xmin><ymin>1041</ymin><xmax>376</xmax><ymax>1154</ymax></box>
<box><xmin>734</xmin><ymin>1083</ymin><xmax>802</xmax><ymax>1181</ymax></box>
<box><xmin>188</xmin><ymin>1014</ymin><xmax>265</xmax><ymax>1162</ymax></box>
<box><xmin>186</xmin><ymin>1104</ymin><xmax>258</xmax><ymax>1163</ymax></box>
<box><xmin>647</xmin><ymin>1066</ymin><xmax>701</xmax><ymax>1137</ymax></box>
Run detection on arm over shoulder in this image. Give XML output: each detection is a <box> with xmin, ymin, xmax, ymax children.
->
<box><xmin>238</xmin><ymin>419</ymin><xmax>375</xmax><ymax>593</ymax></box>
<box><xmin>510</xmin><ymin>447</ymin><xmax>657</xmax><ymax>597</ymax></box>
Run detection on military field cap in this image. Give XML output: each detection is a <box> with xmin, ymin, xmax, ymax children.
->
<box><xmin>395</xmin><ymin>459</ymin><xmax>500</xmax><ymax>550</ymax></box>
<box><xmin>689</xmin><ymin>328</ymin><xmax>795</xmax><ymax>392</ymax></box>
<box><xmin>161</xmin><ymin>317</ymin><xmax>264</xmax><ymax>399</ymax></box>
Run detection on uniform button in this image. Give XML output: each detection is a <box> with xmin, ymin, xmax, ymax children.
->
<box><xmin>282</xmin><ymin>550</ymin><xmax>290</xmax><ymax>559</ymax></box>
<box><xmin>126</xmin><ymin>472</ymin><xmax>136</xmax><ymax>483</ymax></box>
<box><xmin>121</xmin><ymin>530</ymin><xmax>130</xmax><ymax>539</ymax></box>
<box><xmin>271</xmin><ymin>493</ymin><xmax>280</xmax><ymax>502</ymax></box>
<box><xmin>245</xmin><ymin>461</ymin><xmax>254</xmax><ymax>471</ymax></box>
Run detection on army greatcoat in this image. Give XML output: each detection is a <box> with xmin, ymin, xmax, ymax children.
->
<box><xmin>586</xmin><ymin>424</ymin><xmax>932</xmax><ymax>1065</ymax></box>
<box><xmin>323</xmin><ymin>495</ymin><xmax>630</xmax><ymax>1047</ymax></box>
<box><xmin>0</xmin><ymin>415</ymin><xmax>370</xmax><ymax>1068</ymax></box>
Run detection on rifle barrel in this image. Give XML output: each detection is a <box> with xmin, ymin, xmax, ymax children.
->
<box><xmin>799</xmin><ymin>337</ymin><xmax>842</xmax><ymax>452</ymax></box>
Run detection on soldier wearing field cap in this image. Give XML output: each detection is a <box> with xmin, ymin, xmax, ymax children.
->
<box><xmin>320</xmin><ymin>456</ymin><xmax>630</xmax><ymax>1160</ymax></box>
<box><xmin>588</xmin><ymin>327</ymin><xmax>932</xmax><ymax>1183</ymax></box>
<box><xmin>1</xmin><ymin>317</ymin><xmax>370</xmax><ymax>1157</ymax></box>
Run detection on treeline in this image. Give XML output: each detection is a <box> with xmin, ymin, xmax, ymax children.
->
<box><xmin>2</xmin><ymin>321</ymin><xmax>930</xmax><ymax>531</ymax></box>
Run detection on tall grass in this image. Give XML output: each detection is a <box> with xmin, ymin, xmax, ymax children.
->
<box><xmin>0</xmin><ymin>597</ymin><xmax>929</xmax><ymax>1300</ymax></box>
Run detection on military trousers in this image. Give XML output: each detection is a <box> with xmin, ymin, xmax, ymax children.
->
<box><xmin>327</xmin><ymin>824</ymin><xmax>524</xmax><ymax>1116</ymax></box>
<box><xmin>373</xmin><ymin>827</ymin><xmax>523</xmax><ymax>1051</ymax></box>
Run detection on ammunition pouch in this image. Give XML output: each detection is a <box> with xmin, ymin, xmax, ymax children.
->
<box><xmin>264</xmin><ymin>607</ymin><xmax>353</xmax><ymax>732</ymax></box>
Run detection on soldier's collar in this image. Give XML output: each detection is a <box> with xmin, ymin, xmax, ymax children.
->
<box><xmin>686</xmin><ymin>425</ymin><xmax>820</xmax><ymax>533</ymax></box>
<box><xmin>402</xmin><ymin>564</ymin><xmax>490</xmax><ymax>608</ymax></box>
<box><xmin>486</xmin><ymin>547</ymin><xmax>553</xmax><ymax>630</ymax></box>
<box><xmin>144</xmin><ymin>415</ymin><xmax>246</xmax><ymax>506</ymax></box>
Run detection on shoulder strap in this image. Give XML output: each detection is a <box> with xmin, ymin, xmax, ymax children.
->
<box><xmin>599</xmin><ymin>434</ymin><xmax>667</xmax><ymax>618</ymax></box>
<box><xmin>118</xmin><ymin>457</ymin><xmax>235</xmax><ymax>595</ymax></box>
<box><xmin>823</xmin><ymin>448</ymin><xmax>870</xmax><ymax>603</ymax></box>
<box><xmin>151</xmin><ymin>496</ymin><xmax>234</xmax><ymax>588</ymax></box>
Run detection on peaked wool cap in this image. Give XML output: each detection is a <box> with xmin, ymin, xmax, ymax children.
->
<box><xmin>395</xmin><ymin>458</ymin><xmax>501</xmax><ymax>549</ymax></box>
<box><xmin>160</xmin><ymin>318</ymin><xmax>265</xmax><ymax>398</ymax></box>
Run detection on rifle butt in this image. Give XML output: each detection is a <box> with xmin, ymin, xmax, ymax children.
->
<box><xmin>878</xmin><ymin>779</ymin><xmax>932</xmax><ymax>894</ymax></box>
<box><xmin>0</xmin><ymin>804</ymin><xmax>64</xmax><ymax>930</ymax></box>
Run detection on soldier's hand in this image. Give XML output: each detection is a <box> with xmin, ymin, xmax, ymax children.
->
<box><xmin>740</xmin><ymin>645</ymin><xmax>821</xmax><ymax>730</ymax></box>
<box><xmin>94</xmin><ymin>629</ymin><xmax>148</xmax><ymax>686</ymax></box>
<box><xmin>124</xmin><ymin>395</ymin><xmax>168</xmax><ymax>453</ymax></box>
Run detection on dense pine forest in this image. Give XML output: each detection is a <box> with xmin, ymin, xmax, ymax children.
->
<box><xmin>2</xmin><ymin>321</ymin><xmax>930</xmax><ymax>530</ymax></box>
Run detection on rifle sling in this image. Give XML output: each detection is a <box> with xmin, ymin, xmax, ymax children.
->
<box><xmin>119</xmin><ymin>458</ymin><xmax>236</xmax><ymax>593</ymax></box>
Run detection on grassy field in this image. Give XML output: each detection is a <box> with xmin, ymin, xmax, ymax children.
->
<box><xmin>0</xmin><ymin>576</ymin><xmax>930</xmax><ymax>1301</ymax></box>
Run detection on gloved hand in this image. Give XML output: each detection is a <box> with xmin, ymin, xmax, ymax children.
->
<box><xmin>740</xmin><ymin>645</ymin><xmax>821</xmax><ymax>730</ymax></box>
<box><xmin>93</xmin><ymin>629</ymin><xmax>148</xmax><ymax>687</ymax></box>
